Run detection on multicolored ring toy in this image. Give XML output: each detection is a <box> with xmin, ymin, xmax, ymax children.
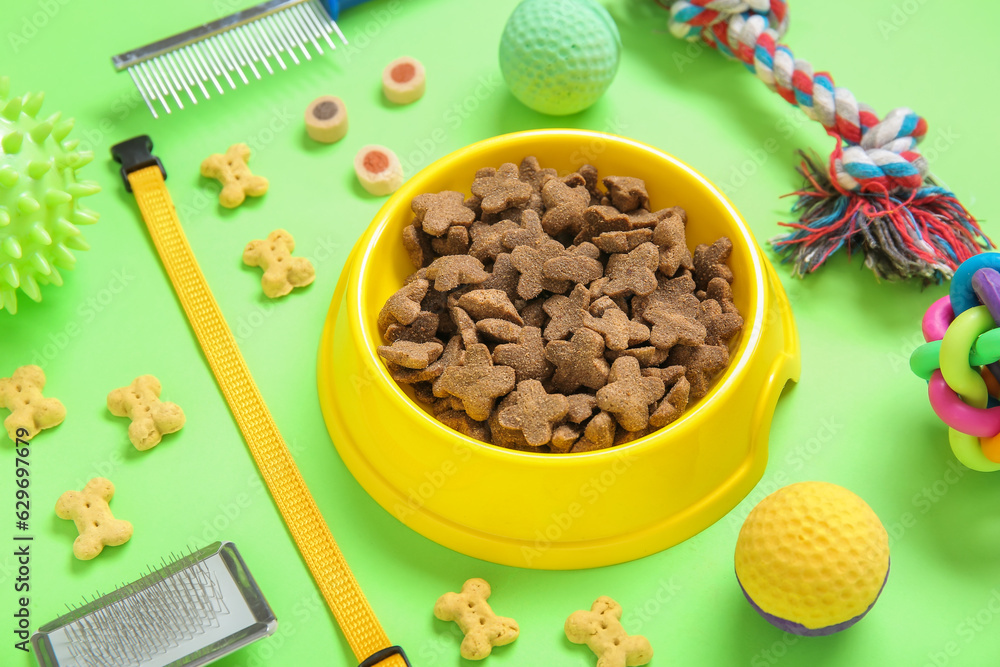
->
<box><xmin>910</xmin><ymin>253</ymin><xmax>1000</xmax><ymax>471</ymax></box>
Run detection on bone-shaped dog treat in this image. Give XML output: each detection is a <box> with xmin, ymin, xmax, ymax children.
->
<box><xmin>565</xmin><ymin>596</ymin><xmax>653</xmax><ymax>667</ymax></box>
<box><xmin>200</xmin><ymin>143</ymin><xmax>269</xmax><ymax>208</ymax></box>
<box><xmin>107</xmin><ymin>375</ymin><xmax>185</xmax><ymax>451</ymax></box>
<box><xmin>55</xmin><ymin>477</ymin><xmax>133</xmax><ymax>560</ymax></box>
<box><xmin>243</xmin><ymin>229</ymin><xmax>316</xmax><ymax>298</ymax></box>
<box><xmin>434</xmin><ymin>578</ymin><xmax>519</xmax><ymax>660</ymax></box>
<box><xmin>0</xmin><ymin>365</ymin><xmax>65</xmax><ymax>441</ymax></box>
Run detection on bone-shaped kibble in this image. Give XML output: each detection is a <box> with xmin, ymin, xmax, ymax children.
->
<box><xmin>200</xmin><ymin>143</ymin><xmax>269</xmax><ymax>208</ymax></box>
<box><xmin>565</xmin><ymin>596</ymin><xmax>653</xmax><ymax>667</ymax></box>
<box><xmin>434</xmin><ymin>578</ymin><xmax>519</xmax><ymax>660</ymax></box>
<box><xmin>107</xmin><ymin>375</ymin><xmax>185</xmax><ymax>451</ymax></box>
<box><xmin>243</xmin><ymin>229</ymin><xmax>316</xmax><ymax>298</ymax></box>
<box><xmin>55</xmin><ymin>478</ymin><xmax>133</xmax><ymax>561</ymax></box>
<box><xmin>0</xmin><ymin>365</ymin><xmax>65</xmax><ymax>442</ymax></box>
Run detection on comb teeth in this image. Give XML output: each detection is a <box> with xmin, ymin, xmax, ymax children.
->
<box><xmin>112</xmin><ymin>0</ymin><xmax>347</xmax><ymax>119</ymax></box>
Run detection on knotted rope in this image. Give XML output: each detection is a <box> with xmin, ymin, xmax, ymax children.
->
<box><xmin>660</xmin><ymin>0</ymin><xmax>992</xmax><ymax>282</ymax></box>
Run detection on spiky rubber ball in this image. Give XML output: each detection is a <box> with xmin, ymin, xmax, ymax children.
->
<box><xmin>0</xmin><ymin>77</ymin><xmax>99</xmax><ymax>315</ymax></box>
<box><xmin>499</xmin><ymin>0</ymin><xmax>621</xmax><ymax>116</ymax></box>
<box><xmin>734</xmin><ymin>481</ymin><xmax>889</xmax><ymax>636</ymax></box>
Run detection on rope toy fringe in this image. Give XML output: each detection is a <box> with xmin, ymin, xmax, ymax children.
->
<box><xmin>659</xmin><ymin>0</ymin><xmax>993</xmax><ymax>282</ymax></box>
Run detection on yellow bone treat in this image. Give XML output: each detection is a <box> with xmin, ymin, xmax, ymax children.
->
<box><xmin>0</xmin><ymin>365</ymin><xmax>65</xmax><ymax>442</ymax></box>
<box><xmin>107</xmin><ymin>375</ymin><xmax>185</xmax><ymax>451</ymax></box>
<box><xmin>434</xmin><ymin>578</ymin><xmax>519</xmax><ymax>660</ymax></box>
<box><xmin>200</xmin><ymin>143</ymin><xmax>269</xmax><ymax>208</ymax></box>
<box><xmin>55</xmin><ymin>477</ymin><xmax>133</xmax><ymax>560</ymax></box>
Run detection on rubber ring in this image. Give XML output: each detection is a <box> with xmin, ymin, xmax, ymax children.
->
<box><xmin>910</xmin><ymin>329</ymin><xmax>1000</xmax><ymax>380</ymax></box>
<box><xmin>939</xmin><ymin>306</ymin><xmax>993</xmax><ymax>407</ymax></box>
<box><xmin>929</xmin><ymin>372</ymin><xmax>1000</xmax><ymax>437</ymax></box>
<box><xmin>922</xmin><ymin>296</ymin><xmax>954</xmax><ymax>342</ymax></box>
<box><xmin>949</xmin><ymin>428</ymin><xmax>1000</xmax><ymax>472</ymax></box>
<box><xmin>949</xmin><ymin>252</ymin><xmax>1000</xmax><ymax>315</ymax></box>
<box><xmin>979</xmin><ymin>431</ymin><xmax>1000</xmax><ymax>464</ymax></box>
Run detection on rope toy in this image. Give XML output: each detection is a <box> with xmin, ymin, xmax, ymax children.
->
<box><xmin>910</xmin><ymin>252</ymin><xmax>1000</xmax><ymax>471</ymax></box>
<box><xmin>659</xmin><ymin>0</ymin><xmax>992</xmax><ymax>282</ymax></box>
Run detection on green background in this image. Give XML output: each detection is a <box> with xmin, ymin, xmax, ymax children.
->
<box><xmin>3</xmin><ymin>0</ymin><xmax>999</xmax><ymax>665</ymax></box>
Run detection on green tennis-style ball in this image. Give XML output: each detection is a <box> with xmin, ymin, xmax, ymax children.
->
<box><xmin>735</xmin><ymin>482</ymin><xmax>890</xmax><ymax>636</ymax></box>
<box><xmin>499</xmin><ymin>0</ymin><xmax>621</xmax><ymax>116</ymax></box>
<box><xmin>0</xmin><ymin>77</ymin><xmax>98</xmax><ymax>315</ymax></box>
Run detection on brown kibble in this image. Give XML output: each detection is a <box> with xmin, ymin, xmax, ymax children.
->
<box><xmin>693</xmin><ymin>237</ymin><xmax>734</xmax><ymax>290</ymax></box>
<box><xmin>542</xmin><ymin>284</ymin><xmax>591</xmax><ymax>341</ymax></box>
<box><xmin>469</xmin><ymin>220</ymin><xmax>520</xmax><ymax>262</ymax></box>
<box><xmin>576</xmin><ymin>164</ymin><xmax>604</xmax><ymax>204</ymax></box>
<box><xmin>696</xmin><ymin>298</ymin><xmax>744</xmax><ymax>347</ymax></box>
<box><xmin>519</xmin><ymin>299</ymin><xmax>547</xmax><ymax>329</ymax></box>
<box><xmin>425</xmin><ymin>255</ymin><xmax>489</xmax><ymax>291</ymax></box>
<box><xmin>540</xmin><ymin>175</ymin><xmax>591</xmax><ymax>236</ymax></box>
<box><xmin>450</xmin><ymin>306</ymin><xmax>480</xmax><ymax>347</ymax></box>
<box><xmin>479</xmin><ymin>253</ymin><xmax>521</xmax><ymax>302</ymax></box>
<box><xmin>457</xmin><ymin>290</ymin><xmax>523</xmax><ymax>324</ymax></box>
<box><xmin>497</xmin><ymin>380</ymin><xmax>569</xmax><ymax>446</ymax></box>
<box><xmin>606</xmin><ymin>345</ymin><xmax>669</xmax><ymax>367</ymax></box>
<box><xmin>627</xmin><ymin>207</ymin><xmax>672</xmax><ymax>230</ymax></box>
<box><xmin>543</xmin><ymin>248</ymin><xmax>604</xmax><ymax>286</ymax></box>
<box><xmin>510</xmin><ymin>239</ymin><xmax>569</xmax><ymax>299</ymax></box>
<box><xmin>377</xmin><ymin>340</ymin><xmax>444</xmax><ymax>369</ymax></box>
<box><xmin>385</xmin><ymin>308</ymin><xmax>436</xmax><ymax>344</ymax></box>
<box><xmin>644</xmin><ymin>306</ymin><xmax>707</xmax><ymax>351</ymax></box>
<box><xmin>471</xmin><ymin>163</ymin><xmax>533</xmax><ymax>214</ymax></box>
<box><xmin>402</xmin><ymin>221</ymin><xmax>436</xmax><ymax>268</ymax></box>
<box><xmin>437</xmin><ymin>409</ymin><xmax>491</xmax><ymax>442</ymax></box>
<box><xmin>593</xmin><ymin>228</ymin><xmax>653</xmax><ymax>254</ymax></box>
<box><xmin>582</xmin><ymin>306</ymin><xmax>650</xmax><ymax>351</ymax></box>
<box><xmin>493</xmin><ymin>326</ymin><xmax>553</xmax><ymax>383</ymax></box>
<box><xmin>571</xmin><ymin>411</ymin><xmax>616</xmax><ymax>452</ymax></box>
<box><xmin>476</xmin><ymin>318</ymin><xmax>523</xmax><ymax>343</ymax></box>
<box><xmin>667</xmin><ymin>344</ymin><xmax>730</xmax><ymax>400</ymax></box>
<box><xmin>546</xmin><ymin>327</ymin><xmax>609</xmax><ymax>393</ymax></box>
<box><xmin>502</xmin><ymin>209</ymin><xmax>549</xmax><ymax>251</ymax></box>
<box><xmin>436</xmin><ymin>344</ymin><xmax>516</xmax><ymax>420</ymax></box>
<box><xmin>631</xmin><ymin>273</ymin><xmax>700</xmax><ymax>322</ymax></box>
<box><xmin>412</xmin><ymin>190</ymin><xmax>476</xmax><ymax>236</ymax></box>
<box><xmin>604</xmin><ymin>243</ymin><xmax>659</xmax><ymax>297</ymax></box>
<box><xmin>566</xmin><ymin>393</ymin><xmax>598</xmax><ymax>423</ymax></box>
<box><xmin>378</xmin><ymin>278</ymin><xmax>428</xmax><ymax>332</ymax></box>
<box><xmin>602</xmin><ymin>175</ymin><xmax>649</xmax><ymax>212</ymax></box>
<box><xmin>550</xmin><ymin>424</ymin><xmax>581</xmax><ymax>453</ymax></box>
<box><xmin>575</xmin><ymin>205</ymin><xmax>631</xmax><ymax>245</ymax></box>
<box><xmin>431</xmin><ymin>225</ymin><xmax>471</xmax><ymax>256</ymax></box>
<box><xmin>652</xmin><ymin>211</ymin><xmax>693</xmax><ymax>277</ymax></box>
<box><xmin>649</xmin><ymin>376</ymin><xmax>690</xmax><ymax>428</ymax></box>
<box><xmin>596</xmin><ymin>356</ymin><xmax>665</xmax><ymax>431</ymax></box>
<box><xmin>641</xmin><ymin>365</ymin><xmax>687</xmax><ymax>386</ymax></box>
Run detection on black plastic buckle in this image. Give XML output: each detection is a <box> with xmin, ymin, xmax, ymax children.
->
<box><xmin>358</xmin><ymin>645</ymin><xmax>410</xmax><ymax>666</ymax></box>
<box><xmin>110</xmin><ymin>135</ymin><xmax>167</xmax><ymax>193</ymax></box>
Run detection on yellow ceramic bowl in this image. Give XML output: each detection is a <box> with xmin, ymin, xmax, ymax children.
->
<box><xmin>318</xmin><ymin>130</ymin><xmax>799</xmax><ymax>570</ymax></box>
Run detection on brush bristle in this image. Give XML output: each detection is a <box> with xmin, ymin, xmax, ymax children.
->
<box><xmin>63</xmin><ymin>559</ymin><xmax>228</xmax><ymax>667</ymax></box>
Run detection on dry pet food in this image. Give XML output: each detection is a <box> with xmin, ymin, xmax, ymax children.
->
<box><xmin>107</xmin><ymin>375</ymin><xmax>186</xmax><ymax>451</ymax></box>
<box><xmin>434</xmin><ymin>578</ymin><xmax>519</xmax><ymax>660</ymax></box>
<box><xmin>305</xmin><ymin>95</ymin><xmax>349</xmax><ymax>143</ymax></box>
<box><xmin>55</xmin><ymin>477</ymin><xmax>133</xmax><ymax>560</ymax></box>
<box><xmin>383</xmin><ymin>56</ymin><xmax>426</xmax><ymax>105</ymax></box>
<box><xmin>0</xmin><ymin>365</ymin><xmax>65</xmax><ymax>441</ymax></box>
<box><xmin>243</xmin><ymin>229</ymin><xmax>316</xmax><ymax>298</ymax></box>
<box><xmin>200</xmin><ymin>143</ymin><xmax>269</xmax><ymax>208</ymax></box>
<box><xmin>355</xmin><ymin>145</ymin><xmax>404</xmax><ymax>196</ymax></box>
<box><xmin>376</xmin><ymin>156</ymin><xmax>743</xmax><ymax>451</ymax></box>
<box><xmin>565</xmin><ymin>596</ymin><xmax>653</xmax><ymax>667</ymax></box>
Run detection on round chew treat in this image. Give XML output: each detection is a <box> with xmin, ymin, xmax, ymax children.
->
<box><xmin>354</xmin><ymin>145</ymin><xmax>404</xmax><ymax>196</ymax></box>
<box><xmin>382</xmin><ymin>56</ymin><xmax>425</xmax><ymax>105</ymax></box>
<box><xmin>305</xmin><ymin>96</ymin><xmax>348</xmax><ymax>143</ymax></box>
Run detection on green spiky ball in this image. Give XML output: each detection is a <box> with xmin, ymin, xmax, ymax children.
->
<box><xmin>0</xmin><ymin>76</ymin><xmax>99</xmax><ymax>315</ymax></box>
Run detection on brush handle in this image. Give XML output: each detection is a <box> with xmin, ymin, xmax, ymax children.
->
<box><xmin>322</xmin><ymin>0</ymin><xmax>372</xmax><ymax>18</ymax></box>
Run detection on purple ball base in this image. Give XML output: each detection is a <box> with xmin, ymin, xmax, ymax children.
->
<box><xmin>736</xmin><ymin>560</ymin><xmax>890</xmax><ymax>636</ymax></box>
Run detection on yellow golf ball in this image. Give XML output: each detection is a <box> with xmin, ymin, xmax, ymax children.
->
<box><xmin>734</xmin><ymin>482</ymin><xmax>889</xmax><ymax>635</ymax></box>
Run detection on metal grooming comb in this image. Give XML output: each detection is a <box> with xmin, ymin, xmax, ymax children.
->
<box><xmin>112</xmin><ymin>0</ymin><xmax>369</xmax><ymax>119</ymax></box>
<box><xmin>31</xmin><ymin>541</ymin><xmax>277</xmax><ymax>667</ymax></box>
